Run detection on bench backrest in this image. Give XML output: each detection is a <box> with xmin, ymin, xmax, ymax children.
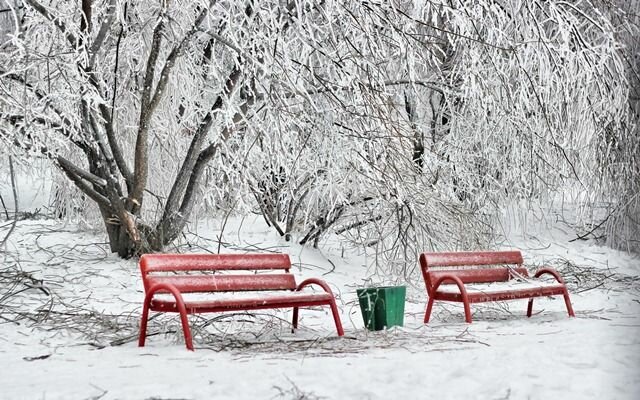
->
<box><xmin>140</xmin><ymin>253</ymin><xmax>295</xmax><ymax>293</ymax></box>
<box><xmin>419</xmin><ymin>250</ymin><xmax>528</xmax><ymax>294</ymax></box>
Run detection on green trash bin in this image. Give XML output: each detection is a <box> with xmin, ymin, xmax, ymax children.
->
<box><xmin>357</xmin><ymin>285</ymin><xmax>406</xmax><ymax>331</ymax></box>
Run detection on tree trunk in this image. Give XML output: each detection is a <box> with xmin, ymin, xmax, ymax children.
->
<box><xmin>99</xmin><ymin>208</ymin><xmax>138</xmax><ymax>258</ymax></box>
<box><xmin>404</xmin><ymin>92</ymin><xmax>424</xmax><ymax>171</ymax></box>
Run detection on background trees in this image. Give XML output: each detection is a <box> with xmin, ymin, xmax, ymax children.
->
<box><xmin>0</xmin><ymin>1</ymin><xmax>634</xmax><ymax>267</ymax></box>
<box><xmin>597</xmin><ymin>0</ymin><xmax>640</xmax><ymax>253</ymax></box>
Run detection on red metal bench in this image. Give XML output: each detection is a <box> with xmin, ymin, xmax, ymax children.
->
<box><xmin>420</xmin><ymin>250</ymin><xmax>575</xmax><ymax>323</ymax></box>
<box><xmin>138</xmin><ymin>253</ymin><xmax>344</xmax><ymax>350</ymax></box>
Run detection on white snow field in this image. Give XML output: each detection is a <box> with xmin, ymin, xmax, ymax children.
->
<box><xmin>1</xmin><ymin>214</ymin><xmax>638</xmax><ymax>400</ymax></box>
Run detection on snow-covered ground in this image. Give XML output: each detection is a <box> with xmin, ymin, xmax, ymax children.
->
<box><xmin>1</xmin><ymin>213</ymin><xmax>639</xmax><ymax>400</ymax></box>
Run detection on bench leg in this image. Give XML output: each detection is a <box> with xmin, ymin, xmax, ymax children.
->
<box><xmin>527</xmin><ymin>291</ymin><xmax>575</xmax><ymax>318</ymax></box>
<box><xmin>527</xmin><ymin>298</ymin><xmax>534</xmax><ymax>317</ymax></box>
<box><xmin>291</xmin><ymin>303</ymin><xmax>344</xmax><ymax>336</ymax></box>
<box><xmin>424</xmin><ymin>297</ymin><xmax>435</xmax><ymax>323</ymax></box>
<box><xmin>426</xmin><ymin>276</ymin><xmax>473</xmax><ymax>323</ymax></box>
<box><xmin>138</xmin><ymin>300</ymin><xmax>151</xmax><ymax>347</ymax></box>
<box><xmin>563</xmin><ymin>290</ymin><xmax>575</xmax><ymax>317</ymax></box>
<box><xmin>462</xmin><ymin>299</ymin><xmax>472</xmax><ymax>323</ymax></box>
<box><xmin>139</xmin><ymin>307</ymin><xmax>193</xmax><ymax>351</ymax></box>
<box><xmin>424</xmin><ymin>298</ymin><xmax>472</xmax><ymax>323</ymax></box>
<box><xmin>329</xmin><ymin>300</ymin><xmax>345</xmax><ymax>336</ymax></box>
<box><xmin>292</xmin><ymin>307</ymin><xmax>299</xmax><ymax>333</ymax></box>
<box><xmin>177</xmin><ymin>306</ymin><xmax>193</xmax><ymax>351</ymax></box>
<box><xmin>140</xmin><ymin>283</ymin><xmax>194</xmax><ymax>351</ymax></box>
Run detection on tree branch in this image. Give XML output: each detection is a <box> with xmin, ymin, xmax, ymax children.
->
<box><xmin>161</xmin><ymin>64</ymin><xmax>243</xmax><ymax>223</ymax></box>
<box><xmin>155</xmin><ymin>1</ymin><xmax>257</xmax><ymax>234</ymax></box>
<box><xmin>155</xmin><ymin>104</ymin><xmax>246</xmax><ymax>247</ymax></box>
<box><xmin>89</xmin><ymin>0</ymin><xmax>118</xmax><ymax>67</ymax></box>
<box><xmin>80</xmin><ymin>0</ymin><xmax>91</xmax><ymax>34</ymax></box>
<box><xmin>391</xmin><ymin>5</ymin><xmax>514</xmax><ymax>52</ymax></box>
<box><xmin>1</xmin><ymin>70</ymin><xmax>97</xmax><ymax>157</ymax></box>
<box><xmin>282</xmin><ymin>78</ymin><xmax>443</xmax><ymax>99</ymax></box>
<box><xmin>57</xmin><ymin>156</ymin><xmax>107</xmax><ymax>188</ymax></box>
<box><xmin>0</xmin><ymin>157</ymin><xmax>18</xmax><ymax>249</ymax></box>
<box><xmin>56</xmin><ymin>157</ymin><xmax>111</xmax><ymax>208</ymax></box>
<box><xmin>131</xmin><ymin>1</ymin><xmax>171</xmax><ymax>211</ymax></box>
<box><xmin>23</xmin><ymin>0</ymin><xmax>78</xmax><ymax>47</ymax></box>
<box><xmin>2</xmin><ymin>113</ymin><xmax>91</xmax><ymax>155</ymax></box>
<box><xmin>514</xmin><ymin>50</ymin><xmax>583</xmax><ymax>185</ymax></box>
<box><xmin>97</xmin><ymin>105</ymin><xmax>130</xmax><ymax>177</ymax></box>
<box><xmin>148</xmin><ymin>1</ymin><xmax>216</xmax><ymax>113</ymax></box>
<box><xmin>82</xmin><ymin>102</ymin><xmax>124</xmax><ymax>201</ymax></box>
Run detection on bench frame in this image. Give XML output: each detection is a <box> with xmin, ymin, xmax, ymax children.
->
<box><xmin>138</xmin><ymin>253</ymin><xmax>344</xmax><ymax>350</ymax></box>
<box><xmin>420</xmin><ymin>250</ymin><xmax>575</xmax><ymax>323</ymax></box>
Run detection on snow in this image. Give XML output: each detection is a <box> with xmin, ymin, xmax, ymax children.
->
<box><xmin>435</xmin><ymin>280</ymin><xmax>563</xmax><ymax>294</ymax></box>
<box><xmin>0</xmin><ymin>167</ymin><xmax>52</xmax><ymax>216</ymax></box>
<box><xmin>1</xmin><ymin>216</ymin><xmax>639</xmax><ymax>400</ymax></box>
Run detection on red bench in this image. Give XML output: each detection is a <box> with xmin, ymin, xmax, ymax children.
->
<box><xmin>420</xmin><ymin>250</ymin><xmax>575</xmax><ymax>323</ymax></box>
<box><xmin>138</xmin><ymin>253</ymin><xmax>344</xmax><ymax>350</ymax></box>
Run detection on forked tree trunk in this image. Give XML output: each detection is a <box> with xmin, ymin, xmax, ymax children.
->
<box><xmin>98</xmin><ymin>205</ymin><xmax>188</xmax><ymax>258</ymax></box>
<box><xmin>99</xmin><ymin>207</ymin><xmax>139</xmax><ymax>258</ymax></box>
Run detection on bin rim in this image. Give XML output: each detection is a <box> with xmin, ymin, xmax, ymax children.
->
<box><xmin>356</xmin><ymin>285</ymin><xmax>406</xmax><ymax>292</ymax></box>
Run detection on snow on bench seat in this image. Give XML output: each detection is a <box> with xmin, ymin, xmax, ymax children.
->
<box><xmin>150</xmin><ymin>290</ymin><xmax>334</xmax><ymax>313</ymax></box>
<box><xmin>436</xmin><ymin>279</ymin><xmax>564</xmax><ymax>294</ymax></box>
<box><xmin>434</xmin><ymin>279</ymin><xmax>567</xmax><ymax>303</ymax></box>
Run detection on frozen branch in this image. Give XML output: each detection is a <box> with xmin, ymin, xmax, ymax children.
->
<box><xmin>98</xmin><ymin>104</ymin><xmax>133</xmax><ymax>190</ymax></box>
<box><xmin>23</xmin><ymin>0</ymin><xmax>78</xmax><ymax>47</ymax></box>
<box><xmin>132</xmin><ymin>1</ymin><xmax>172</xmax><ymax>211</ymax></box>
<box><xmin>0</xmin><ymin>157</ymin><xmax>18</xmax><ymax>249</ymax></box>
<box><xmin>56</xmin><ymin>156</ymin><xmax>107</xmax><ymax>188</ymax></box>
<box><xmin>56</xmin><ymin>158</ymin><xmax>111</xmax><ymax>209</ymax></box>
<box><xmin>88</xmin><ymin>0</ymin><xmax>118</xmax><ymax>67</ymax></box>
<box><xmin>148</xmin><ymin>1</ymin><xmax>216</xmax><ymax>122</ymax></box>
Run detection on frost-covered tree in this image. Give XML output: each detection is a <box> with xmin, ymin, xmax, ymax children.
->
<box><xmin>3</xmin><ymin>0</ymin><xmax>417</xmax><ymax>257</ymax></box>
<box><xmin>232</xmin><ymin>0</ymin><xmax>631</xmax><ymax>270</ymax></box>
<box><xmin>595</xmin><ymin>0</ymin><xmax>640</xmax><ymax>253</ymax></box>
<box><xmin>0</xmin><ymin>0</ymin><xmax>631</xmax><ymax>265</ymax></box>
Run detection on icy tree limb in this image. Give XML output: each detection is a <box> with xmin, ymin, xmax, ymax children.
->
<box><xmin>88</xmin><ymin>0</ymin><xmax>117</xmax><ymax>68</ymax></box>
<box><xmin>23</xmin><ymin>0</ymin><xmax>78</xmax><ymax>47</ymax></box>
<box><xmin>56</xmin><ymin>156</ymin><xmax>107</xmax><ymax>188</ymax></box>
<box><xmin>0</xmin><ymin>157</ymin><xmax>18</xmax><ymax>249</ymax></box>
<box><xmin>160</xmin><ymin>65</ymin><xmax>243</xmax><ymax>227</ymax></box>
<box><xmin>148</xmin><ymin>0</ymin><xmax>216</xmax><ymax>111</ymax></box>
<box><xmin>132</xmin><ymin>0</ymin><xmax>172</xmax><ymax>213</ymax></box>
<box><xmin>56</xmin><ymin>158</ymin><xmax>111</xmax><ymax>209</ymax></box>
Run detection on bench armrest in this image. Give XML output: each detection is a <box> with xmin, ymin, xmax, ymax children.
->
<box><xmin>533</xmin><ymin>268</ymin><xmax>566</xmax><ymax>284</ymax></box>
<box><xmin>141</xmin><ymin>282</ymin><xmax>191</xmax><ymax>350</ymax></box>
<box><xmin>145</xmin><ymin>282</ymin><xmax>186</xmax><ymax>304</ymax></box>
<box><xmin>431</xmin><ymin>274</ymin><xmax>469</xmax><ymax>297</ymax></box>
<box><xmin>295</xmin><ymin>278</ymin><xmax>336</xmax><ymax>297</ymax></box>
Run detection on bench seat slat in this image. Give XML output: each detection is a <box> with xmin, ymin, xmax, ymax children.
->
<box><xmin>428</xmin><ymin>268</ymin><xmax>529</xmax><ymax>285</ymax></box>
<box><xmin>421</xmin><ymin>251</ymin><xmax>523</xmax><ymax>268</ymax></box>
<box><xmin>434</xmin><ymin>280</ymin><xmax>566</xmax><ymax>302</ymax></box>
<box><xmin>150</xmin><ymin>292</ymin><xmax>334</xmax><ymax>313</ymax></box>
<box><xmin>141</xmin><ymin>253</ymin><xmax>291</xmax><ymax>273</ymax></box>
<box><xmin>146</xmin><ymin>274</ymin><xmax>297</xmax><ymax>293</ymax></box>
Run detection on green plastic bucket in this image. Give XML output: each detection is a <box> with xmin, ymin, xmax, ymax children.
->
<box><xmin>357</xmin><ymin>286</ymin><xmax>406</xmax><ymax>331</ymax></box>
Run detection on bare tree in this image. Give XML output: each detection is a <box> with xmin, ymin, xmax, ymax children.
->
<box><xmin>597</xmin><ymin>0</ymin><xmax>640</xmax><ymax>253</ymax></box>
<box><xmin>236</xmin><ymin>1</ymin><xmax>631</xmax><ymax>267</ymax></box>
<box><xmin>0</xmin><ymin>0</ymin><xmax>632</xmax><ymax>268</ymax></box>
